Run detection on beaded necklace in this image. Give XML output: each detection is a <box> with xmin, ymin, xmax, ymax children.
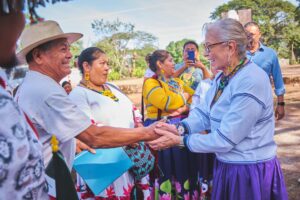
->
<box><xmin>80</xmin><ymin>82</ymin><xmax>119</xmax><ymax>102</ymax></box>
<box><xmin>210</xmin><ymin>58</ymin><xmax>249</xmax><ymax>108</ymax></box>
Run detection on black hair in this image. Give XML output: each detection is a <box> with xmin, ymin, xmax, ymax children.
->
<box><xmin>61</xmin><ymin>81</ymin><xmax>71</xmax><ymax>87</ymax></box>
<box><xmin>145</xmin><ymin>50</ymin><xmax>170</xmax><ymax>73</ymax></box>
<box><xmin>183</xmin><ymin>40</ymin><xmax>199</xmax><ymax>51</ymax></box>
<box><xmin>244</xmin><ymin>21</ymin><xmax>260</xmax><ymax>29</ymax></box>
<box><xmin>78</xmin><ymin>47</ymin><xmax>105</xmax><ymax>74</ymax></box>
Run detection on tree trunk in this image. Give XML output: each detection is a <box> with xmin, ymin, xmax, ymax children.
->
<box><xmin>291</xmin><ymin>42</ymin><xmax>296</xmax><ymax>65</ymax></box>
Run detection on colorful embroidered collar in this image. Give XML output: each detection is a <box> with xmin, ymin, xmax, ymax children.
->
<box><xmin>159</xmin><ymin>76</ymin><xmax>182</xmax><ymax>94</ymax></box>
<box><xmin>80</xmin><ymin>82</ymin><xmax>119</xmax><ymax>102</ymax></box>
<box><xmin>210</xmin><ymin>58</ymin><xmax>249</xmax><ymax>108</ymax></box>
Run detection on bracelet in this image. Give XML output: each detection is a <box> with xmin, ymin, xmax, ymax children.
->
<box><xmin>179</xmin><ymin>135</ymin><xmax>189</xmax><ymax>148</ymax></box>
<box><xmin>277</xmin><ymin>102</ymin><xmax>285</xmax><ymax>106</ymax></box>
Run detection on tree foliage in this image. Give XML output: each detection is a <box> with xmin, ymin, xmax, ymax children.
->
<box><xmin>296</xmin><ymin>0</ymin><xmax>300</xmax><ymax>22</ymax></box>
<box><xmin>166</xmin><ymin>39</ymin><xmax>209</xmax><ymax>67</ymax></box>
<box><xmin>92</xmin><ymin>19</ymin><xmax>158</xmax><ymax>80</ymax></box>
<box><xmin>70</xmin><ymin>40</ymin><xmax>83</xmax><ymax>68</ymax></box>
<box><xmin>211</xmin><ymin>0</ymin><xmax>300</xmax><ymax>63</ymax></box>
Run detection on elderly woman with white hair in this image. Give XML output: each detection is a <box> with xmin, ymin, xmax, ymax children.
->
<box><xmin>148</xmin><ymin>18</ymin><xmax>288</xmax><ymax>200</ymax></box>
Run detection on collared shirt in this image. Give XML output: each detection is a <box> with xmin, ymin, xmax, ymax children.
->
<box><xmin>246</xmin><ymin>43</ymin><xmax>285</xmax><ymax>96</ymax></box>
<box><xmin>190</xmin><ymin>78</ymin><xmax>212</xmax><ymax>110</ymax></box>
<box><xmin>0</xmin><ymin>73</ymin><xmax>49</xmax><ymax>200</ymax></box>
<box><xmin>182</xmin><ymin>61</ymin><xmax>277</xmax><ymax>163</ymax></box>
<box><xmin>15</xmin><ymin>71</ymin><xmax>91</xmax><ymax>169</ymax></box>
<box><xmin>175</xmin><ymin>62</ymin><xmax>203</xmax><ymax>90</ymax></box>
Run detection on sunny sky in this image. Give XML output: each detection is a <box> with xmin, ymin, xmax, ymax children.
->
<box><xmin>37</xmin><ymin>0</ymin><xmax>298</xmax><ymax>49</ymax></box>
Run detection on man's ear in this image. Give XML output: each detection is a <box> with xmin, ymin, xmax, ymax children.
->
<box><xmin>32</xmin><ymin>49</ymin><xmax>44</xmax><ymax>65</ymax></box>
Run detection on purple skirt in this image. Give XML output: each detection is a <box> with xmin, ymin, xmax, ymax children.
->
<box><xmin>212</xmin><ymin>157</ymin><xmax>288</xmax><ymax>200</ymax></box>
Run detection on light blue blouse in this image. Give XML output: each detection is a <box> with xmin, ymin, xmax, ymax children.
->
<box><xmin>182</xmin><ymin>61</ymin><xmax>277</xmax><ymax>163</ymax></box>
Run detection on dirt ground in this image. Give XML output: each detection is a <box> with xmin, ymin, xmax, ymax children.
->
<box><xmin>119</xmin><ymin>78</ymin><xmax>300</xmax><ymax>200</ymax></box>
<box><xmin>274</xmin><ymin>84</ymin><xmax>300</xmax><ymax>200</ymax></box>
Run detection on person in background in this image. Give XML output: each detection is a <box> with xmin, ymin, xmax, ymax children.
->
<box><xmin>0</xmin><ymin>1</ymin><xmax>49</xmax><ymax>199</ymax></box>
<box><xmin>244</xmin><ymin>21</ymin><xmax>285</xmax><ymax>120</ymax></box>
<box><xmin>143</xmin><ymin>50</ymin><xmax>212</xmax><ymax>199</ymax></box>
<box><xmin>190</xmin><ymin>65</ymin><xmax>218</xmax><ymax>110</ymax></box>
<box><xmin>148</xmin><ymin>18</ymin><xmax>288</xmax><ymax>200</ymax></box>
<box><xmin>61</xmin><ymin>80</ymin><xmax>72</xmax><ymax>94</ymax></box>
<box><xmin>69</xmin><ymin>47</ymin><xmax>151</xmax><ymax>199</ymax></box>
<box><xmin>144</xmin><ymin>41</ymin><xmax>210</xmax><ymax>88</ymax></box>
<box><xmin>173</xmin><ymin>40</ymin><xmax>211</xmax><ymax>91</ymax></box>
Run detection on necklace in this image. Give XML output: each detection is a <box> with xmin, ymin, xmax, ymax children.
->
<box><xmin>80</xmin><ymin>82</ymin><xmax>119</xmax><ymax>102</ymax></box>
<box><xmin>210</xmin><ymin>58</ymin><xmax>248</xmax><ymax>108</ymax></box>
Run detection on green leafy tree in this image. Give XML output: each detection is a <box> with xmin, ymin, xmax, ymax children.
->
<box><xmin>211</xmin><ymin>0</ymin><xmax>300</xmax><ymax>63</ymax></box>
<box><xmin>92</xmin><ymin>19</ymin><xmax>158</xmax><ymax>80</ymax></box>
<box><xmin>70</xmin><ymin>40</ymin><xmax>83</xmax><ymax>68</ymax></box>
<box><xmin>296</xmin><ymin>0</ymin><xmax>300</xmax><ymax>22</ymax></box>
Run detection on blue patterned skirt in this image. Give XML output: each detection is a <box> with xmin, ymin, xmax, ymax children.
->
<box><xmin>144</xmin><ymin>118</ymin><xmax>215</xmax><ymax>200</ymax></box>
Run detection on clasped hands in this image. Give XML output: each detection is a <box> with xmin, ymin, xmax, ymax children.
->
<box><xmin>75</xmin><ymin>121</ymin><xmax>182</xmax><ymax>154</ymax></box>
<box><xmin>146</xmin><ymin>121</ymin><xmax>182</xmax><ymax>150</ymax></box>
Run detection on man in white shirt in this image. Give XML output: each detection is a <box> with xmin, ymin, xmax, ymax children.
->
<box><xmin>0</xmin><ymin>2</ymin><xmax>49</xmax><ymax>199</ymax></box>
<box><xmin>15</xmin><ymin>20</ymin><xmax>158</xmax><ymax>169</ymax></box>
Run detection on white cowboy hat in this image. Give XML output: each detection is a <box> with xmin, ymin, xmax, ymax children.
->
<box><xmin>17</xmin><ymin>20</ymin><xmax>83</xmax><ymax>64</ymax></box>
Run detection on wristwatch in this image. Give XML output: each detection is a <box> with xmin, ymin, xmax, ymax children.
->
<box><xmin>175</xmin><ymin>122</ymin><xmax>187</xmax><ymax>136</ymax></box>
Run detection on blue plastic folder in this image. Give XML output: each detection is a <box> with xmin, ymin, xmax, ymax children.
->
<box><xmin>73</xmin><ymin>148</ymin><xmax>134</xmax><ymax>195</ymax></box>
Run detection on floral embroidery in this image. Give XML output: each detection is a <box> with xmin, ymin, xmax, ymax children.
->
<box><xmin>160</xmin><ymin>193</ymin><xmax>171</xmax><ymax>200</ymax></box>
<box><xmin>106</xmin><ymin>186</ymin><xmax>116</xmax><ymax>197</ymax></box>
<box><xmin>159</xmin><ymin>76</ymin><xmax>182</xmax><ymax>94</ymax></box>
<box><xmin>151</xmin><ymin>177</ymin><xmax>212</xmax><ymax>200</ymax></box>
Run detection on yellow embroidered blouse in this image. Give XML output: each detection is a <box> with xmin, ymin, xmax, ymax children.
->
<box><xmin>142</xmin><ymin>78</ymin><xmax>194</xmax><ymax>119</ymax></box>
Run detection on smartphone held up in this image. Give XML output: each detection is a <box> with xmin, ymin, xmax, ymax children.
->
<box><xmin>187</xmin><ymin>50</ymin><xmax>195</xmax><ymax>63</ymax></box>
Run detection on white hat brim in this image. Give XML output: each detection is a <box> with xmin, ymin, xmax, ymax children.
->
<box><xmin>17</xmin><ymin>32</ymin><xmax>83</xmax><ymax>65</ymax></box>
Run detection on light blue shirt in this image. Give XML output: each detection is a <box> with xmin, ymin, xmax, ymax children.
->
<box><xmin>182</xmin><ymin>61</ymin><xmax>277</xmax><ymax>163</ymax></box>
<box><xmin>246</xmin><ymin>43</ymin><xmax>285</xmax><ymax>96</ymax></box>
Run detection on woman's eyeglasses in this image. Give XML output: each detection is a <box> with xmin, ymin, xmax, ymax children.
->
<box><xmin>203</xmin><ymin>41</ymin><xmax>228</xmax><ymax>53</ymax></box>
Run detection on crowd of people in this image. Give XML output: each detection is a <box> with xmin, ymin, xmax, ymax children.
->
<box><xmin>0</xmin><ymin>1</ymin><xmax>289</xmax><ymax>200</ymax></box>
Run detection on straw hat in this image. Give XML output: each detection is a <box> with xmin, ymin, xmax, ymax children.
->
<box><xmin>17</xmin><ymin>20</ymin><xmax>83</xmax><ymax>64</ymax></box>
